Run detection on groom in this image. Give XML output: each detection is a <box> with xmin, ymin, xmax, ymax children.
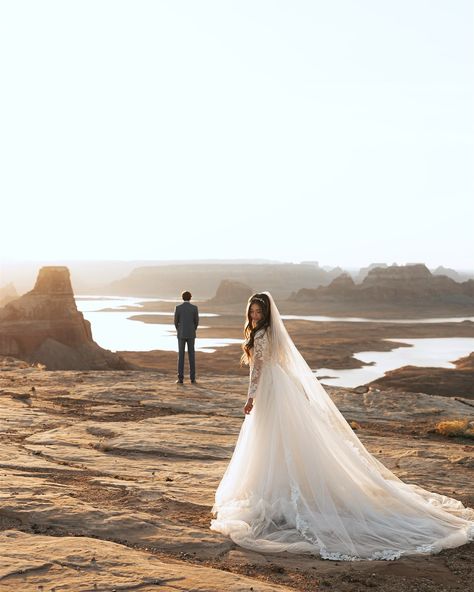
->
<box><xmin>174</xmin><ymin>291</ymin><xmax>199</xmax><ymax>384</ymax></box>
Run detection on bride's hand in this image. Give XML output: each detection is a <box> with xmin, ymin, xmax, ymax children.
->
<box><xmin>244</xmin><ymin>398</ymin><xmax>254</xmax><ymax>414</ymax></box>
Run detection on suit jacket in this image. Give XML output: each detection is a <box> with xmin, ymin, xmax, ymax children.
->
<box><xmin>174</xmin><ymin>301</ymin><xmax>199</xmax><ymax>339</ymax></box>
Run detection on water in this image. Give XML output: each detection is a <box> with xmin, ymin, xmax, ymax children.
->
<box><xmin>75</xmin><ymin>296</ymin><xmax>239</xmax><ymax>353</ymax></box>
<box><xmin>75</xmin><ymin>296</ymin><xmax>474</xmax><ymax>385</ymax></box>
<box><xmin>282</xmin><ymin>315</ymin><xmax>474</xmax><ymax>324</ymax></box>
<box><xmin>315</xmin><ymin>337</ymin><xmax>474</xmax><ymax>388</ymax></box>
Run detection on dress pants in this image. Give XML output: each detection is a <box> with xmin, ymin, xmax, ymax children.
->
<box><xmin>177</xmin><ymin>338</ymin><xmax>196</xmax><ymax>381</ymax></box>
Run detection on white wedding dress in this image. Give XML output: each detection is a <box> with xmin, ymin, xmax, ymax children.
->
<box><xmin>210</xmin><ymin>292</ymin><xmax>474</xmax><ymax>560</ymax></box>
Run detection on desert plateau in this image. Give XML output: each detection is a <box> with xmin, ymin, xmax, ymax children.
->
<box><xmin>3</xmin><ymin>2</ymin><xmax>473</xmax><ymax>588</ymax></box>
<box><xmin>0</xmin><ymin>265</ymin><xmax>473</xmax><ymax>591</ymax></box>
<box><xmin>0</xmin><ymin>357</ymin><xmax>473</xmax><ymax>592</ymax></box>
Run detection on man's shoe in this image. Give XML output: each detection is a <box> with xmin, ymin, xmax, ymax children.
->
<box><xmin>176</xmin><ymin>379</ymin><xmax>184</xmax><ymax>384</ymax></box>
<box><xmin>191</xmin><ymin>379</ymin><xmax>197</xmax><ymax>384</ymax></box>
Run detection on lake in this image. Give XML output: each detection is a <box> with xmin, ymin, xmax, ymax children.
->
<box><xmin>314</xmin><ymin>337</ymin><xmax>474</xmax><ymax>387</ymax></box>
<box><xmin>76</xmin><ymin>296</ymin><xmax>474</xmax><ymax>387</ymax></box>
<box><xmin>75</xmin><ymin>296</ymin><xmax>240</xmax><ymax>353</ymax></box>
<box><xmin>281</xmin><ymin>315</ymin><xmax>474</xmax><ymax>324</ymax></box>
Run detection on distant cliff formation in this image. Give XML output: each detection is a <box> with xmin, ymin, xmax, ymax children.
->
<box><xmin>108</xmin><ymin>262</ymin><xmax>344</xmax><ymax>299</ymax></box>
<box><xmin>208</xmin><ymin>280</ymin><xmax>253</xmax><ymax>304</ymax></box>
<box><xmin>0</xmin><ymin>267</ymin><xmax>129</xmax><ymax>370</ymax></box>
<box><xmin>355</xmin><ymin>263</ymin><xmax>388</xmax><ymax>283</ymax></box>
<box><xmin>291</xmin><ymin>264</ymin><xmax>474</xmax><ymax>305</ymax></box>
<box><xmin>432</xmin><ymin>266</ymin><xmax>474</xmax><ymax>282</ymax></box>
<box><xmin>0</xmin><ymin>283</ymin><xmax>18</xmax><ymax>307</ymax></box>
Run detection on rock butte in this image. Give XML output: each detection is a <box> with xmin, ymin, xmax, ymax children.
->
<box><xmin>0</xmin><ymin>266</ymin><xmax>128</xmax><ymax>370</ymax></box>
<box><xmin>209</xmin><ymin>279</ymin><xmax>254</xmax><ymax>304</ymax></box>
<box><xmin>292</xmin><ymin>264</ymin><xmax>474</xmax><ymax>305</ymax></box>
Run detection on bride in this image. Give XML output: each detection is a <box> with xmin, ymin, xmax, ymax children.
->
<box><xmin>210</xmin><ymin>292</ymin><xmax>474</xmax><ymax>560</ymax></box>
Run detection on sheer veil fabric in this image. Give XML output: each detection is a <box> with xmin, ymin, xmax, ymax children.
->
<box><xmin>210</xmin><ymin>292</ymin><xmax>474</xmax><ymax>561</ymax></box>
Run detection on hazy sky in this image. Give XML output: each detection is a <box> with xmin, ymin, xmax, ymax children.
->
<box><xmin>1</xmin><ymin>1</ymin><xmax>473</xmax><ymax>269</ymax></box>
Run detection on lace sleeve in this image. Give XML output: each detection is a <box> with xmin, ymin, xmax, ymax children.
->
<box><xmin>248</xmin><ymin>330</ymin><xmax>268</xmax><ymax>399</ymax></box>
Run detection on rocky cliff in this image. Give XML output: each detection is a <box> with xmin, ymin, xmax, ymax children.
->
<box><xmin>0</xmin><ymin>267</ymin><xmax>128</xmax><ymax>370</ymax></box>
<box><xmin>432</xmin><ymin>265</ymin><xmax>474</xmax><ymax>282</ymax></box>
<box><xmin>292</xmin><ymin>264</ymin><xmax>474</xmax><ymax>306</ymax></box>
<box><xmin>107</xmin><ymin>262</ymin><xmax>341</xmax><ymax>299</ymax></box>
<box><xmin>355</xmin><ymin>262</ymin><xmax>388</xmax><ymax>283</ymax></box>
<box><xmin>0</xmin><ymin>282</ymin><xmax>18</xmax><ymax>307</ymax></box>
<box><xmin>208</xmin><ymin>279</ymin><xmax>253</xmax><ymax>304</ymax></box>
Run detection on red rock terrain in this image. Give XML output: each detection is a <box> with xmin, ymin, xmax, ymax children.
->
<box><xmin>369</xmin><ymin>352</ymin><xmax>474</xmax><ymax>398</ymax></box>
<box><xmin>0</xmin><ymin>267</ymin><xmax>128</xmax><ymax>370</ymax></box>
<box><xmin>0</xmin><ymin>358</ymin><xmax>472</xmax><ymax>591</ymax></box>
<box><xmin>292</xmin><ymin>264</ymin><xmax>474</xmax><ymax>312</ymax></box>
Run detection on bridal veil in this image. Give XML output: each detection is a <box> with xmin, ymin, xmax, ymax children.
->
<box><xmin>210</xmin><ymin>292</ymin><xmax>474</xmax><ymax>560</ymax></box>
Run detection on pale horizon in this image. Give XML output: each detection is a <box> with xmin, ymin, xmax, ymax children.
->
<box><xmin>1</xmin><ymin>257</ymin><xmax>473</xmax><ymax>274</ymax></box>
<box><xmin>1</xmin><ymin>1</ymin><xmax>473</xmax><ymax>268</ymax></box>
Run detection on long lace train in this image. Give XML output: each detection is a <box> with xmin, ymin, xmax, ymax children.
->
<box><xmin>210</xmin><ymin>293</ymin><xmax>474</xmax><ymax>560</ymax></box>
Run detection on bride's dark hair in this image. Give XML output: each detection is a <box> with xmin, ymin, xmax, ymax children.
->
<box><xmin>241</xmin><ymin>292</ymin><xmax>271</xmax><ymax>365</ymax></box>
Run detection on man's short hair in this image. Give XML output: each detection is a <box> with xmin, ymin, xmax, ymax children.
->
<box><xmin>182</xmin><ymin>291</ymin><xmax>192</xmax><ymax>301</ymax></box>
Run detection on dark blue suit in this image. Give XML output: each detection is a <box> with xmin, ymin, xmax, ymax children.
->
<box><xmin>174</xmin><ymin>301</ymin><xmax>199</xmax><ymax>381</ymax></box>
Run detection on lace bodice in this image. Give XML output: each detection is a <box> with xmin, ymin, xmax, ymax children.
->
<box><xmin>248</xmin><ymin>328</ymin><xmax>269</xmax><ymax>399</ymax></box>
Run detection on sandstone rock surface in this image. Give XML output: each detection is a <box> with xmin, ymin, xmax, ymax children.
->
<box><xmin>0</xmin><ymin>360</ymin><xmax>472</xmax><ymax>591</ymax></box>
<box><xmin>0</xmin><ymin>267</ymin><xmax>128</xmax><ymax>370</ymax></box>
<box><xmin>0</xmin><ymin>529</ymin><xmax>290</xmax><ymax>592</ymax></box>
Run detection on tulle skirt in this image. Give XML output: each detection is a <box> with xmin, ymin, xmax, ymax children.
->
<box><xmin>210</xmin><ymin>363</ymin><xmax>474</xmax><ymax>560</ymax></box>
